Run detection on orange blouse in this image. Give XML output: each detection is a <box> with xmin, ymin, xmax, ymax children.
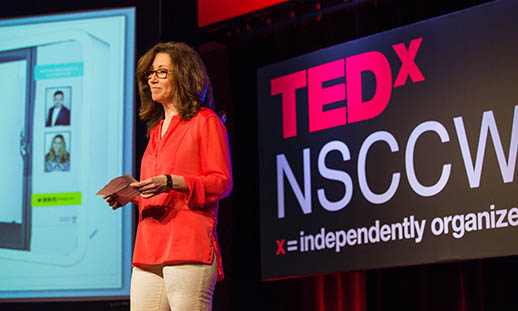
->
<box><xmin>133</xmin><ymin>108</ymin><xmax>232</xmax><ymax>281</ymax></box>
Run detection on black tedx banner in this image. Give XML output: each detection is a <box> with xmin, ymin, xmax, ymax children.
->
<box><xmin>257</xmin><ymin>0</ymin><xmax>518</xmax><ymax>280</ymax></box>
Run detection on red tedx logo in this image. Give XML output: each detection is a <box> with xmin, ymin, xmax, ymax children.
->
<box><xmin>270</xmin><ymin>38</ymin><xmax>425</xmax><ymax>138</ymax></box>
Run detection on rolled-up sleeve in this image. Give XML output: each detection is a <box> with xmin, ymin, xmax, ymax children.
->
<box><xmin>183</xmin><ymin>115</ymin><xmax>233</xmax><ymax>208</ymax></box>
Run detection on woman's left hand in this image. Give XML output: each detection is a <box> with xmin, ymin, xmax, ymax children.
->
<box><xmin>130</xmin><ymin>175</ymin><xmax>169</xmax><ymax>198</ymax></box>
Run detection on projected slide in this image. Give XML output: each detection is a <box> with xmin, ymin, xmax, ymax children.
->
<box><xmin>0</xmin><ymin>8</ymin><xmax>134</xmax><ymax>299</ymax></box>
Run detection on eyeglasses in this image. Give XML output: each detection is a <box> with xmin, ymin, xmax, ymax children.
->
<box><xmin>145</xmin><ymin>69</ymin><xmax>171</xmax><ymax>79</ymax></box>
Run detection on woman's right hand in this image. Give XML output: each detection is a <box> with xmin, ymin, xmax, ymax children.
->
<box><xmin>102</xmin><ymin>194</ymin><xmax>121</xmax><ymax>210</ymax></box>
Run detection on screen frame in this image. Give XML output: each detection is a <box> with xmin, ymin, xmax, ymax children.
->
<box><xmin>0</xmin><ymin>6</ymin><xmax>136</xmax><ymax>302</ymax></box>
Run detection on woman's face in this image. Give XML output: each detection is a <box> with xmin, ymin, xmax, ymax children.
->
<box><xmin>148</xmin><ymin>52</ymin><xmax>175</xmax><ymax>105</ymax></box>
<box><xmin>52</xmin><ymin>137</ymin><xmax>64</xmax><ymax>153</ymax></box>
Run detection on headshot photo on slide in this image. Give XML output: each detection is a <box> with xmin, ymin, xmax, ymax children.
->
<box><xmin>45</xmin><ymin>86</ymin><xmax>71</xmax><ymax>127</ymax></box>
<box><xmin>44</xmin><ymin>131</ymin><xmax>71</xmax><ymax>173</ymax></box>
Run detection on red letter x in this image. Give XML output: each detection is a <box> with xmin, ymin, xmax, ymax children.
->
<box><xmin>276</xmin><ymin>239</ymin><xmax>286</xmax><ymax>255</ymax></box>
<box><xmin>393</xmin><ymin>37</ymin><xmax>425</xmax><ymax>87</ymax></box>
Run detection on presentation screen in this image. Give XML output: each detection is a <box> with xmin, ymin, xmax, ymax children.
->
<box><xmin>258</xmin><ymin>0</ymin><xmax>518</xmax><ymax>280</ymax></box>
<box><xmin>0</xmin><ymin>8</ymin><xmax>135</xmax><ymax>299</ymax></box>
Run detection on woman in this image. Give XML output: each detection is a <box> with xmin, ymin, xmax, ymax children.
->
<box><xmin>103</xmin><ymin>42</ymin><xmax>232</xmax><ymax>310</ymax></box>
<box><xmin>44</xmin><ymin>134</ymin><xmax>70</xmax><ymax>172</ymax></box>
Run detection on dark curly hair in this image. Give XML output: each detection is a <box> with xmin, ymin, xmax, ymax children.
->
<box><xmin>136</xmin><ymin>42</ymin><xmax>214</xmax><ymax>136</ymax></box>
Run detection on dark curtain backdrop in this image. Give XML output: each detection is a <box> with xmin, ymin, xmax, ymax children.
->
<box><xmin>1</xmin><ymin>0</ymin><xmax>517</xmax><ymax>310</ymax></box>
<box><xmin>201</xmin><ymin>0</ymin><xmax>518</xmax><ymax>310</ymax></box>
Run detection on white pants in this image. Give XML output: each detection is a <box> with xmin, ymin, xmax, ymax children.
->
<box><xmin>130</xmin><ymin>256</ymin><xmax>218</xmax><ymax>311</ymax></box>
